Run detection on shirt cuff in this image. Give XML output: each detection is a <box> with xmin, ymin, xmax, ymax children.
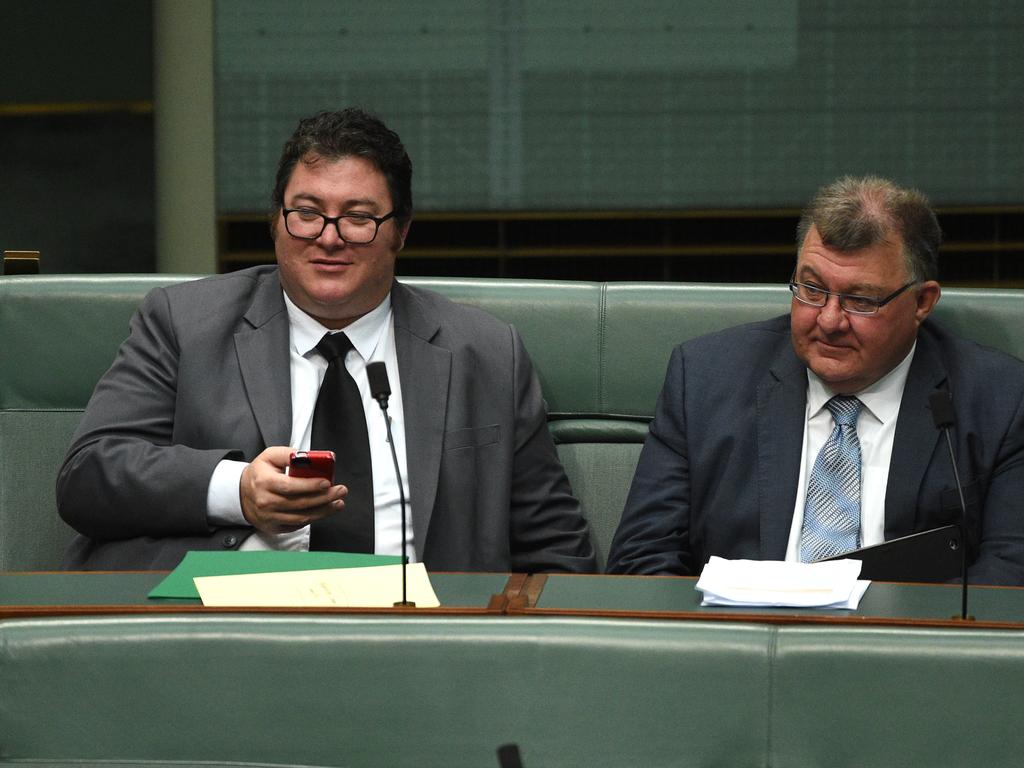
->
<box><xmin>207</xmin><ymin>459</ymin><xmax>249</xmax><ymax>526</ymax></box>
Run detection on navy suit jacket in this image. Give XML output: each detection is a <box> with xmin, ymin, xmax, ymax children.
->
<box><xmin>607</xmin><ymin>314</ymin><xmax>1024</xmax><ymax>585</ymax></box>
<box><xmin>57</xmin><ymin>266</ymin><xmax>595</xmax><ymax>573</ymax></box>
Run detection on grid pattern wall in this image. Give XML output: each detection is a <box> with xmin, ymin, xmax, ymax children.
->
<box><xmin>215</xmin><ymin>0</ymin><xmax>1024</xmax><ymax>213</ymax></box>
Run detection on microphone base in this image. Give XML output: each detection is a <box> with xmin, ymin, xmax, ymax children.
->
<box><xmin>950</xmin><ymin>614</ymin><xmax>976</xmax><ymax>622</ymax></box>
<box><xmin>393</xmin><ymin>600</ymin><xmax>417</xmax><ymax>608</ymax></box>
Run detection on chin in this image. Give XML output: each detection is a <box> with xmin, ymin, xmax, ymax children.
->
<box><xmin>306</xmin><ymin>270</ymin><xmax>357</xmax><ymax>294</ymax></box>
<box><xmin>810</xmin><ymin>358</ymin><xmax>855</xmax><ymax>384</ymax></box>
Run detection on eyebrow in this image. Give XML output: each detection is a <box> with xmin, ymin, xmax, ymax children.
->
<box><xmin>795</xmin><ymin>265</ymin><xmax>884</xmax><ymax>295</ymax></box>
<box><xmin>288</xmin><ymin>193</ymin><xmax>382</xmax><ymax>211</ymax></box>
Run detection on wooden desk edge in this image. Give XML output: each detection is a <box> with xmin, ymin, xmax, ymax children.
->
<box><xmin>0</xmin><ymin>571</ymin><xmax>527</xmax><ymax>619</ymax></box>
<box><xmin>505</xmin><ymin>573</ymin><xmax>1024</xmax><ymax>630</ymax></box>
<box><xmin>511</xmin><ymin>606</ymin><xmax>1021</xmax><ymax>630</ymax></box>
<box><xmin>5</xmin><ymin>572</ymin><xmax>1023</xmax><ymax>630</ymax></box>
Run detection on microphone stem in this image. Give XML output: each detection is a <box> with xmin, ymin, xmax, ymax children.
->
<box><xmin>381</xmin><ymin>403</ymin><xmax>410</xmax><ymax>606</ymax></box>
<box><xmin>942</xmin><ymin>427</ymin><xmax>968</xmax><ymax>621</ymax></box>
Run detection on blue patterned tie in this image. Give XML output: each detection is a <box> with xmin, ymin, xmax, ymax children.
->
<box><xmin>800</xmin><ymin>395</ymin><xmax>863</xmax><ymax>562</ymax></box>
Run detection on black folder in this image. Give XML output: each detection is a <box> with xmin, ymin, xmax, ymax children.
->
<box><xmin>819</xmin><ymin>525</ymin><xmax>962</xmax><ymax>583</ymax></box>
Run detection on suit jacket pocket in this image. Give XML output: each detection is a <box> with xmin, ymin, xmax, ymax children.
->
<box><xmin>444</xmin><ymin>424</ymin><xmax>500</xmax><ymax>451</ymax></box>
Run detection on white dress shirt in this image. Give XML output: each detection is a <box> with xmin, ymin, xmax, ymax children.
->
<box><xmin>785</xmin><ymin>344</ymin><xmax>916</xmax><ymax>561</ymax></box>
<box><xmin>206</xmin><ymin>289</ymin><xmax>415</xmax><ymax>559</ymax></box>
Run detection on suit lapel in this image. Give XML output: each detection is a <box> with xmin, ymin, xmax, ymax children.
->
<box><xmin>234</xmin><ymin>271</ymin><xmax>292</xmax><ymax>448</ymax></box>
<box><xmin>392</xmin><ymin>282</ymin><xmax>451</xmax><ymax>561</ymax></box>
<box><xmin>884</xmin><ymin>331</ymin><xmax>948</xmax><ymax>538</ymax></box>
<box><xmin>756</xmin><ymin>343</ymin><xmax>808</xmax><ymax>559</ymax></box>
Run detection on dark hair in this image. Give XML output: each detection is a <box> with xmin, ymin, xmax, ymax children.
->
<box><xmin>271</xmin><ymin>108</ymin><xmax>413</xmax><ymax>228</ymax></box>
<box><xmin>796</xmin><ymin>175</ymin><xmax>941</xmax><ymax>282</ymax></box>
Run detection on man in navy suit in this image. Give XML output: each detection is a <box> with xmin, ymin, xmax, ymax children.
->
<box><xmin>608</xmin><ymin>176</ymin><xmax>1024</xmax><ymax>585</ymax></box>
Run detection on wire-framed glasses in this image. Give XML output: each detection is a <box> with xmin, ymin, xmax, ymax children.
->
<box><xmin>788</xmin><ymin>280</ymin><xmax>917</xmax><ymax>315</ymax></box>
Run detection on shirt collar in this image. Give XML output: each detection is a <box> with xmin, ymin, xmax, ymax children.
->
<box><xmin>806</xmin><ymin>341</ymin><xmax>917</xmax><ymax>425</ymax></box>
<box><xmin>283</xmin><ymin>289</ymin><xmax>392</xmax><ymax>363</ymax></box>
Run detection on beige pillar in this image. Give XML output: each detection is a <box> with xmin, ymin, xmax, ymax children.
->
<box><xmin>153</xmin><ymin>0</ymin><xmax>216</xmax><ymax>274</ymax></box>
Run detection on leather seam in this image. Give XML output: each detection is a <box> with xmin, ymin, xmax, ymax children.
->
<box><xmin>765</xmin><ymin>625</ymin><xmax>778</xmax><ymax>767</ymax></box>
<box><xmin>598</xmin><ymin>284</ymin><xmax>609</xmax><ymax>413</ymax></box>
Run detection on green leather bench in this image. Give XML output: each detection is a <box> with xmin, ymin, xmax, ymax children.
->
<box><xmin>2</xmin><ymin>613</ymin><xmax>1023</xmax><ymax>767</ymax></box>
<box><xmin>2</xmin><ymin>274</ymin><xmax>1023</xmax><ymax>572</ymax></box>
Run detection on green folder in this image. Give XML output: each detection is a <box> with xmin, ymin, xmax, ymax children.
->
<box><xmin>148</xmin><ymin>550</ymin><xmax>403</xmax><ymax>600</ymax></box>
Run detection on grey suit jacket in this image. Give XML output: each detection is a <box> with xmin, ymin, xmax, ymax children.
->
<box><xmin>57</xmin><ymin>266</ymin><xmax>595</xmax><ymax>572</ymax></box>
<box><xmin>607</xmin><ymin>314</ymin><xmax>1024</xmax><ymax>585</ymax></box>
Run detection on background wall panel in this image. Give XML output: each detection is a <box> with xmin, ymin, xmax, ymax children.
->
<box><xmin>214</xmin><ymin>0</ymin><xmax>1024</xmax><ymax>213</ymax></box>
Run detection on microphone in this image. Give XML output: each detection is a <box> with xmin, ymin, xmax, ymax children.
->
<box><xmin>366</xmin><ymin>362</ymin><xmax>414</xmax><ymax>607</ymax></box>
<box><xmin>366</xmin><ymin>361</ymin><xmax>391</xmax><ymax>407</ymax></box>
<box><xmin>497</xmin><ymin>744</ymin><xmax>524</xmax><ymax>768</ymax></box>
<box><xmin>929</xmin><ymin>390</ymin><xmax>971</xmax><ymax>621</ymax></box>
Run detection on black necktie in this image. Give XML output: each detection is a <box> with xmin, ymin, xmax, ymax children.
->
<box><xmin>308</xmin><ymin>332</ymin><xmax>374</xmax><ymax>552</ymax></box>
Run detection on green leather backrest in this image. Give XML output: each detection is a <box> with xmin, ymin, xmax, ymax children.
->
<box><xmin>0</xmin><ymin>411</ymin><xmax>82</xmax><ymax>570</ymax></box>
<box><xmin>3</xmin><ymin>615</ymin><xmax>1023</xmax><ymax>767</ymax></box>
<box><xmin>0</xmin><ymin>615</ymin><xmax>774</xmax><ymax>768</ymax></box>
<box><xmin>0</xmin><ymin>275</ymin><xmax>193</xmax><ymax>410</ymax></box>
<box><xmin>3</xmin><ymin>275</ymin><xmax>1022</xmax><ymax>414</ymax></box>
<box><xmin>771</xmin><ymin>625</ymin><xmax>1024</xmax><ymax>766</ymax></box>
<box><xmin>1</xmin><ymin>276</ymin><xmax>195</xmax><ymax>569</ymax></box>
<box><xmin>2</xmin><ymin>275</ymin><xmax>1022</xmax><ymax>572</ymax></box>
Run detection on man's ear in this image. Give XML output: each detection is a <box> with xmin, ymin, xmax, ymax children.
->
<box><xmin>915</xmin><ymin>280</ymin><xmax>941</xmax><ymax>323</ymax></box>
<box><xmin>397</xmin><ymin>220</ymin><xmax>412</xmax><ymax>252</ymax></box>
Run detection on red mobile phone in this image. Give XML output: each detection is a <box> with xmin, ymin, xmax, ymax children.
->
<box><xmin>288</xmin><ymin>450</ymin><xmax>336</xmax><ymax>481</ymax></box>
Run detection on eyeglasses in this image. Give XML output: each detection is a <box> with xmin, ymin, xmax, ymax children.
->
<box><xmin>788</xmin><ymin>280</ymin><xmax>918</xmax><ymax>316</ymax></box>
<box><xmin>283</xmin><ymin>207</ymin><xmax>396</xmax><ymax>245</ymax></box>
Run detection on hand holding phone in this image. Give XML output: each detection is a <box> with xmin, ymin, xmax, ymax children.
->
<box><xmin>287</xmin><ymin>450</ymin><xmax>336</xmax><ymax>482</ymax></box>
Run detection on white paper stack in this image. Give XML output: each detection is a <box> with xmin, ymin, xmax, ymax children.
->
<box><xmin>695</xmin><ymin>556</ymin><xmax>870</xmax><ymax>609</ymax></box>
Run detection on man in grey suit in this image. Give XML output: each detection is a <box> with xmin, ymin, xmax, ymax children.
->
<box><xmin>608</xmin><ymin>176</ymin><xmax>1024</xmax><ymax>585</ymax></box>
<box><xmin>58</xmin><ymin>108</ymin><xmax>595</xmax><ymax>573</ymax></box>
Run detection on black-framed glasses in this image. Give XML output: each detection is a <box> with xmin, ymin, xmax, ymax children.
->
<box><xmin>283</xmin><ymin>208</ymin><xmax>396</xmax><ymax>245</ymax></box>
<box><xmin>788</xmin><ymin>280</ymin><xmax>918</xmax><ymax>316</ymax></box>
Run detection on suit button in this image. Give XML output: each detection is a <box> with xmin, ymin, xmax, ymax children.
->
<box><xmin>222</xmin><ymin>535</ymin><xmax>238</xmax><ymax>548</ymax></box>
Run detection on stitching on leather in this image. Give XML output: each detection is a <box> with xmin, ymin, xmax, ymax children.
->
<box><xmin>765</xmin><ymin>625</ymin><xmax>778</xmax><ymax>767</ymax></box>
<box><xmin>598</xmin><ymin>283</ymin><xmax>608</xmax><ymax>413</ymax></box>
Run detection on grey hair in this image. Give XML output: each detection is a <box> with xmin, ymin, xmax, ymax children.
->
<box><xmin>796</xmin><ymin>175</ymin><xmax>941</xmax><ymax>282</ymax></box>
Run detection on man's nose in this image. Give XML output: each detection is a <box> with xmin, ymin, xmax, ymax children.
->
<box><xmin>816</xmin><ymin>294</ymin><xmax>849</xmax><ymax>331</ymax></box>
<box><xmin>319</xmin><ymin>220</ymin><xmax>346</xmax><ymax>247</ymax></box>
